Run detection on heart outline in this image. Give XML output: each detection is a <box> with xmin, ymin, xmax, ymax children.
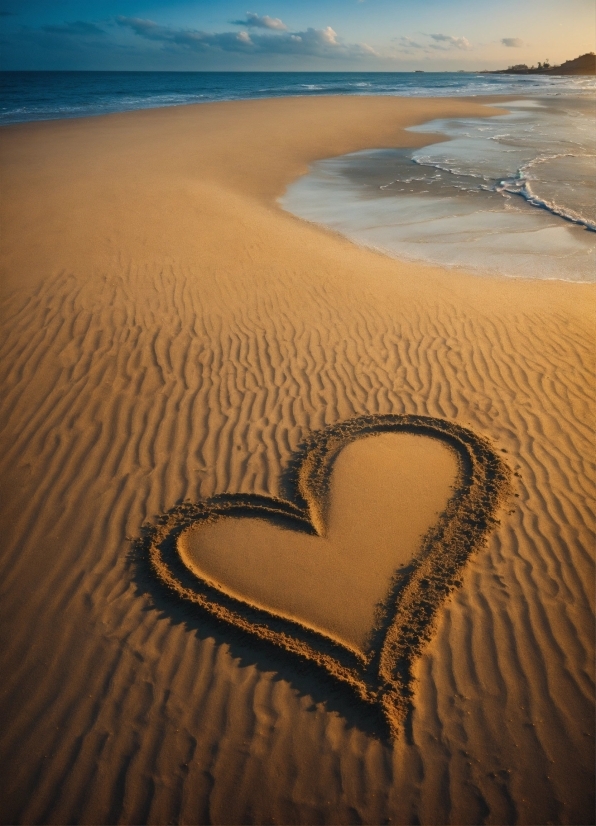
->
<box><xmin>140</xmin><ymin>414</ymin><xmax>510</xmax><ymax>737</ymax></box>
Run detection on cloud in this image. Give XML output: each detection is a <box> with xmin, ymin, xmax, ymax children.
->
<box><xmin>395</xmin><ymin>36</ymin><xmax>425</xmax><ymax>51</ymax></box>
<box><xmin>429</xmin><ymin>33</ymin><xmax>471</xmax><ymax>50</ymax></box>
<box><xmin>231</xmin><ymin>12</ymin><xmax>287</xmax><ymax>31</ymax></box>
<box><xmin>116</xmin><ymin>17</ymin><xmax>377</xmax><ymax>58</ymax></box>
<box><xmin>501</xmin><ymin>37</ymin><xmax>524</xmax><ymax>48</ymax></box>
<box><xmin>41</xmin><ymin>20</ymin><xmax>106</xmax><ymax>36</ymax></box>
<box><xmin>116</xmin><ymin>16</ymin><xmax>253</xmax><ymax>50</ymax></box>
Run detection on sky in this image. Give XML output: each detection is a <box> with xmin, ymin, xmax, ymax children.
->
<box><xmin>0</xmin><ymin>0</ymin><xmax>594</xmax><ymax>72</ymax></box>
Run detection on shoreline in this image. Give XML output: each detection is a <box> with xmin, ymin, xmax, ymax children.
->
<box><xmin>0</xmin><ymin>95</ymin><xmax>594</xmax><ymax>824</ymax></box>
<box><xmin>278</xmin><ymin>93</ymin><xmax>596</xmax><ymax>284</ymax></box>
<box><xmin>1</xmin><ymin>94</ymin><xmax>591</xmax><ymax>304</ymax></box>
<box><xmin>2</xmin><ymin>68</ymin><xmax>594</xmax><ymax>127</ymax></box>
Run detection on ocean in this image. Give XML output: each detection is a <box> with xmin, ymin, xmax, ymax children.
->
<box><xmin>1</xmin><ymin>71</ymin><xmax>594</xmax><ymax>282</ymax></box>
<box><xmin>1</xmin><ymin>70</ymin><xmax>594</xmax><ymax>124</ymax></box>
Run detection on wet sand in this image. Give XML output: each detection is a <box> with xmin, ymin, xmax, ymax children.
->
<box><xmin>0</xmin><ymin>96</ymin><xmax>594</xmax><ymax>824</ymax></box>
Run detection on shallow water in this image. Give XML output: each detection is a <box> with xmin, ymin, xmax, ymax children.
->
<box><xmin>281</xmin><ymin>97</ymin><xmax>595</xmax><ymax>282</ymax></box>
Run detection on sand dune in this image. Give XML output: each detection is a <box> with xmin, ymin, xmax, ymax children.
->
<box><xmin>0</xmin><ymin>97</ymin><xmax>594</xmax><ymax>824</ymax></box>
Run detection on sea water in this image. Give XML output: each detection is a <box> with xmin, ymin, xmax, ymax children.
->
<box><xmin>1</xmin><ymin>70</ymin><xmax>594</xmax><ymax>124</ymax></box>
<box><xmin>281</xmin><ymin>96</ymin><xmax>595</xmax><ymax>282</ymax></box>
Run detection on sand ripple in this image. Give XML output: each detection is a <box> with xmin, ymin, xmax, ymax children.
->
<box><xmin>0</xmin><ymin>97</ymin><xmax>593</xmax><ymax>824</ymax></box>
<box><xmin>1</xmin><ymin>259</ymin><xmax>592</xmax><ymax>823</ymax></box>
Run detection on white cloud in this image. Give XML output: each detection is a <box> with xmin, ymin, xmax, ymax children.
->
<box><xmin>392</xmin><ymin>32</ymin><xmax>471</xmax><ymax>55</ymax></box>
<box><xmin>430</xmin><ymin>33</ymin><xmax>472</xmax><ymax>50</ymax></box>
<box><xmin>501</xmin><ymin>37</ymin><xmax>524</xmax><ymax>48</ymax></box>
<box><xmin>231</xmin><ymin>12</ymin><xmax>288</xmax><ymax>31</ymax></box>
<box><xmin>320</xmin><ymin>26</ymin><xmax>338</xmax><ymax>45</ymax></box>
<box><xmin>116</xmin><ymin>17</ymin><xmax>377</xmax><ymax>59</ymax></box>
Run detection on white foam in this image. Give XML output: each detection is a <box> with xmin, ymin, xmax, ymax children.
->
<box><xmin>280</xmin><ymin>97</ymin><xmax>596</xmax><ymax>283</ymax></box>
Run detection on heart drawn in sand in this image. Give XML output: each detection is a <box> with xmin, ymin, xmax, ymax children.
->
<box><xmin>142</xmin><ymin>414</ymin><xmax>509</xmax><ymax>737</ymax></box>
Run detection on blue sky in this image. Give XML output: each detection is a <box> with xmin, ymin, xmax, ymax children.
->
<box><xmin>1</xmin><ymin>0</ymin><xmax>594</xmax><ymax>71</ymax></box>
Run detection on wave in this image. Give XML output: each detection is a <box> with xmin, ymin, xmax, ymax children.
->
<box><xmin>281</xmin><ymin>96</ymin><xmax>595</xmax><ymax>282</ymax></box>
<box><xmin>493</xmin><ymin>154</ymin><xmax>596</xmax><ymax>232</ymax></box>
<box><xmin>412</xmin><ymin>153</ymin><xmax>596</xmax><ymax>232</ymax></box>
<box><xmin>409</xmin><ymin>154</ymin><xmax>596</xmax><ymax>232</ymax></box>
<box><xmin>1</xmin><ymin>70</ymin><xmax>595</xmax><ymax>125</ymax></box>
<box><xmin>412</xmin><ymin>156</ymin><xmax>491</xmax><ymax>180</ymax></box>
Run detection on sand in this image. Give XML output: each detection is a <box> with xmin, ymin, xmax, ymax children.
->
<box><xmin>180</xmin><ymin>432</ymin><xmax>459</xmax><ymax>653</ymax></box>
<box><xmin>0</xmin><ymin>96</ymin><xmax>594</xmax><ymax>824</ymax></box>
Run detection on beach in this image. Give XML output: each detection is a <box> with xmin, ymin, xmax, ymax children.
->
<box><xmin>0</xmin><ymin>95</ymin><xmax>594</xmax><ymax>824</ymax></box>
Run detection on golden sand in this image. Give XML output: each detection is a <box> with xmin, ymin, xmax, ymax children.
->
<box><xmin>148</xmin><ymin>413</ymin><xmax>509</xmax><ymax>737</ymax></box>
<box><xmin>180</xmin><ymin>432</ymin><xmax>459</xmax><ymax>652</ymax></box>
<box><xmin>0</xmin><ymin>96</ymin><xmax>594</xmax><ymax>824</ymax></box>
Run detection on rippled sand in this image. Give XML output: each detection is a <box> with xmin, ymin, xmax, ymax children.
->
<box><xmin>0</xmin><ymin>96</ymin><xmax>594</xmax><ymax>824</ymax></box>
